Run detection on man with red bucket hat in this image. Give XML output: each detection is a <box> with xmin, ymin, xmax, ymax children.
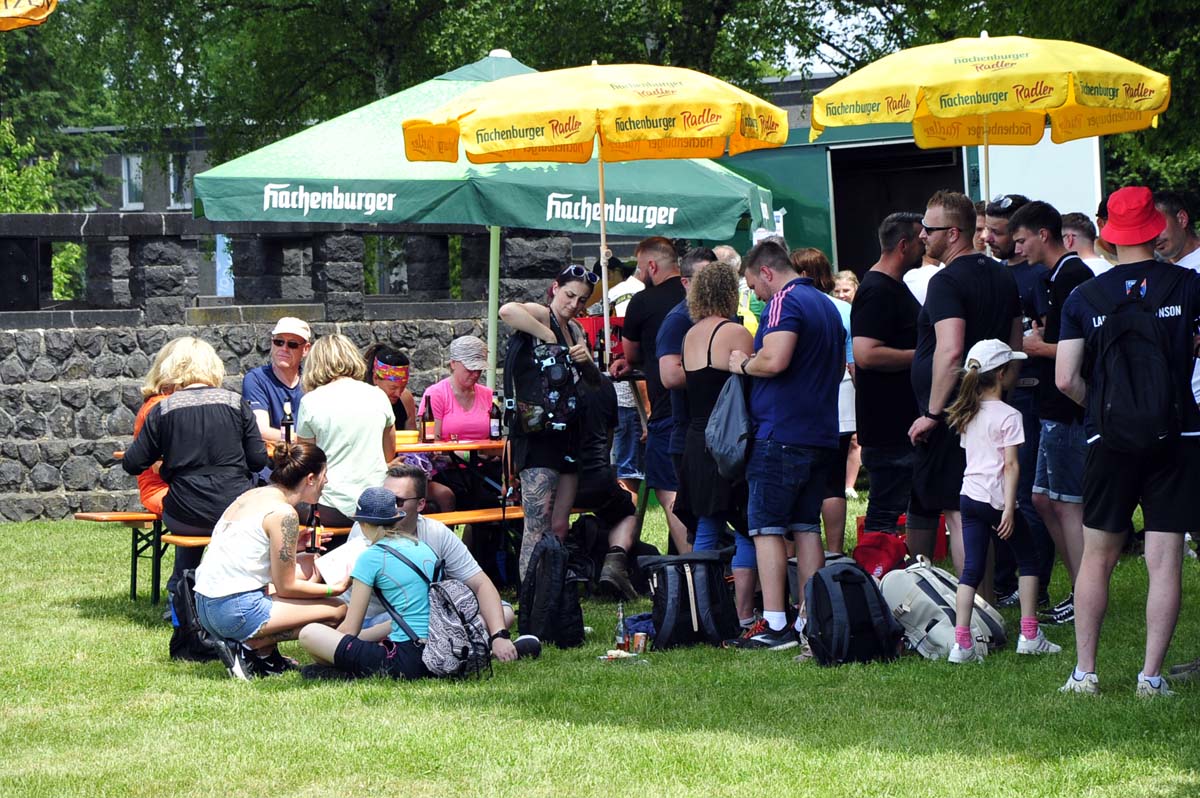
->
<box><xmin>1056</xmin><ymin>186</ymin><xmax>1200</xmax><ymax>698</ymax></box>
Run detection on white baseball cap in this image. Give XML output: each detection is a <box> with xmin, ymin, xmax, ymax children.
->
<box><xmin>271</xmin><ymin>317</ymin><xmax>311</xmax><ymax>342</ymax></box>
<box><xmin>964</xmin><ymin>338</ymin><xmax>1027</xmax><ymax>373</ymax></box>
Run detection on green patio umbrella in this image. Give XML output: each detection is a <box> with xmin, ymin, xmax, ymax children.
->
<box><xmin>193</xmin><ymin>51</ymin><xmax>775</xmax><ymax>382</ymax></box>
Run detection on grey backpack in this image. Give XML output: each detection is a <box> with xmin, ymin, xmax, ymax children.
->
<box><xmin>374</xmin><ymin>544</ymin><xmax>492</xmax><ymax>678</ymax></box>
<box><xmin>704</xmin><ymin>373</ymin><xmax>752</xmax><ymax>479</ymax></box>
<box><xmin>879</xmin><ymin>556</ymin><xmax>1007</xmax><ymax>659</ymax></box>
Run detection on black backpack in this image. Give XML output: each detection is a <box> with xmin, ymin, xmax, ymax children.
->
<box><xmin>638</xmin><ymin>550</ymin><xmax>739</xmax><ymax>649</ymax></box>
<box><xmin>1079</xmin><ymin>268</ymin><xmax>1187</xmax><ymax>454</ymax></box>
<box><xmin>518</xmin><ymin>534</ymin><xmax>585</xmax><ymax>648</ymax></box>
<box><xmin>504</xmin><ymin>312</ymin><xmax>580</xmax><ymax>435</ymax></box>
<box><xmin>168</xmin><ymin>569</ymin><xmax>225</xmax><ymax>663</ymax></box>
<box><xmin>803</xmin><ymin>560</ymin><xmax>903</xmax><ymax>666</ymax></box>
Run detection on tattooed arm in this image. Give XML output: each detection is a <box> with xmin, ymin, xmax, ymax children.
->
<box><xmin>266</xmin><ymin>508</ymin><xmax>351</xmax><ymax>599</ymax></box>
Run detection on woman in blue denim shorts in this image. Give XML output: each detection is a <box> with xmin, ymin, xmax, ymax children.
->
<box><xmin>194</xmin><ymin>442</ymin><xmax>351</xmax><ymax>680</ymax></box>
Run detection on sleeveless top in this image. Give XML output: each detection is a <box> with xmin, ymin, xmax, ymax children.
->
<box><xmin>193</xmin><ymin>504</ymin><xmax>289</xmax><ymax>598</ymax></box>
<box><xmin>683</xmin><ymin>320</ymin><xmax>735</xmax><ymax>429</ymax></box>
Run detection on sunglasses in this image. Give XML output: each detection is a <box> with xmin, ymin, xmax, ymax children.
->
<box><xmin>990</xmin><ymin>194</ymin><xmax>1016</xmax><ymax>211</ymax></box>
<box><xmin>272</xmin><ymin>338</ymin><xmax>304</xmax><ymax>350</ymax></box>
<box><xmin>920</xmin><ymin>222</ymin><xmax>958</xmax><ymax>233</ymax></box>
<box><xmin>561</xmin><ymin>265</ymin><xmax>600</xmax><ymax>285</ymax></box>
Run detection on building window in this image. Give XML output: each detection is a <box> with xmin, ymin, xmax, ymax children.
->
<box><xmin>168</xmin><ymin>152</ymin><xmax>192</xmax><ymax>209</ymax></box>
<box><xmin>121</xmin><ymin>155</ymin><xmax>143</xmax><ymax>210</ymax></box>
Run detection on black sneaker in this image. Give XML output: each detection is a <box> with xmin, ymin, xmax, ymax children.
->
<box><xmin>256</xmin><ymin>648</ymin><xmax>300</xmax><ymax>676</ymax></box>
<box><xmin>995</xmin><ymin>589</ymin><xmax>1020</xmax><ymax>608</ymax></box>
<box><xmin>217</xmin><ymin>639</ymin><xmax>255</xmax><ymax>681</ymax></box>
<box><xmin>1041</xmin><ymin>602</ymin><xmax>1074</xmax><ymax>625</ymax></box>
<box><xmin>1052</xmin><ymin>592</ymin><xmax>1075</xmax><ymax>612</ymax></box>
<box><xmin>740</xmin><ymin>622</ymin><xmax>799</xmax><ymax>651</ymax></box>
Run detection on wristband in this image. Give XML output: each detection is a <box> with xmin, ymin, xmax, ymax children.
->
<box><xmin>325</xmin><ymin>585</ymin><xmax>333</xmax><ymax>597</ymax></box>
<box><xmin>924</xmin><ymin>411</ymin><xmax>944</xmax><ymax>422</ymax></box>
<box><xmin>489</xmin><ymin>629</ymin><xmax>511</xmax><ymax>644</ymax></box>
<box><xmin>740</xmin><ymin>357</ymin><xmax>752</xmax><ymax>375</ymax></box>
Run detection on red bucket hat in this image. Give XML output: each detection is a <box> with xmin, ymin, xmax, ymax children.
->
<box><xmin>1100</xmin><ymin>186</ymin><xmax>1166</xmax><ymax>246</ymax></box>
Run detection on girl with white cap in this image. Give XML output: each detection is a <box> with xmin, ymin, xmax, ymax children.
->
<box><xmin>945</xmin><ymin>339</ymin><xmax>1061</xmax><ymax>663</ymax></box>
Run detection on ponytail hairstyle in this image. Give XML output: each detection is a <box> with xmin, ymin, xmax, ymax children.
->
<box><xmin>269</xmin><ymin>440</ymin><xmax>328</xmax><ymax>490</ymax></box>
<box><xmin>947</xmin><ymin>360</ymin><xmax>1007</xmax><ymax>434</ymax></box>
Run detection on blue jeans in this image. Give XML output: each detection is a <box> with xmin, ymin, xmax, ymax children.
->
<box><xmin>746</xmin><ymin>439</ymin><xmax>835</xmax><ymax>536</ymax></box>
<box><xmin>694</xmin><ymin>516</ymin><xmax>726</xmax><ymax>551</ymax></box>
<box><xmin>613</xmin><ymin>405</ymin><xmax>645</xmax><ymax>480</ymax></box>
<box><xmin>1033</xmin><ymin>419</ymin><xmax>1086</xmax><ymax>503</ymax></box>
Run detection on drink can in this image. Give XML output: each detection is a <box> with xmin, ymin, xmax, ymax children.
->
<box><xmin>631</xmin><ymin>632</ymin><xmax>648</xmax><ymax>654</ymax></box>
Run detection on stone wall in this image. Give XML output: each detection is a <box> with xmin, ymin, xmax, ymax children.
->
<box><xmin>0</xmin><ymin>316</ymin><xmax>485</xmax><ymax>522</ymax></box>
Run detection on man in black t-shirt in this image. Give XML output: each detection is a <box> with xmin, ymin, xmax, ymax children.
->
<box><xmin>1056</xmin><ymin>186</ymin><xmax>1200</xmax><ymax>697</ymax></box>
<box><xmin>1011</xmin><ymin>201</ymin><xmax>1094</xmax><ymax>624</ymax></box>
<box><xmin>908</xmin><ymin>191</ymin><xmax>1023</xmax><ymax>568</ymax></box>
<box><xmin>851</xmin><ymin>212</ymin><xmax>928</xmax><ymax>538</ymax></box>
<box><xmin>611</xmin><ymin>236</ymin><xmax>688</xmax><ymax>553</ymax></box>
<box><xmin>573</xmin><ymin>375</ymin><xmax>639</xmax><ymax>600</ymax></box>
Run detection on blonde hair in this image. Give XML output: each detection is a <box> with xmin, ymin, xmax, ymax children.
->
<box><xmin>302</xmin><ymin>333</ymin><xmax>366</xmax><ymax>392</ymax></box>
<box><xmin>157</xmin><ymin>337</ymin><xmax>225</xmax><ymax>389</ymax></box>
<box><xmin>687</xmin><ymin>261</ymin><xmax>739</xmax><ymax>321</ymax></box>
<box><xmin>141</xmin><ymin>337</ymin><xmax>187</xmax><ymax>398</ymax></box>
<box><xmin>834</xmin><ymin>270</ymin><xmax>859</xmax><ymax>289</ymax></box>
<box><xmin>947</xmin><ymin>360</ymin><xmax>1008</xmax><ymax>434</ymax></box>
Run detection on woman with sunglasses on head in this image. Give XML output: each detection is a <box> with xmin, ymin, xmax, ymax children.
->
<box><xmin>500</xmin><ymin>265</ymin><xmax>600</xmax><ymax>580</ymax></box>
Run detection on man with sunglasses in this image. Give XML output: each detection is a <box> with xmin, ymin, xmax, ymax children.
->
<box><xmin>242</xmin><ymin>316</ymin><xmax>311</xmax><ymax>443</ymax></box>
<box><xmin>908</xmin><ymin>191</ymin><xmax>1022</xmax><ymax>570</ymax></box>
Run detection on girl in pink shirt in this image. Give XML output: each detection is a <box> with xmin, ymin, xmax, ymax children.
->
<box><xmin>946</xmin><ymin>339</ymin><xmax>1061</xmax><ymax>664</ymax></box>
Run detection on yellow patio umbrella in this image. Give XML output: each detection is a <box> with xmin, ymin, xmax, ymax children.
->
<box><xmin>809</xmin><ymin>34</ymin><xmax>1170</xmax><ymax>198</ymax></box>
<box><xmin>403</xmin><ymin>62</ymin><xmax>789</xmax><ymax>360</ymax></box>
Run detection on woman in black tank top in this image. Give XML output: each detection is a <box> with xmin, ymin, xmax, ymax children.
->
<box><xmin>678</xmin><ymin>262</ymin><xmax>759</xmax><ymax>628</ymax></box>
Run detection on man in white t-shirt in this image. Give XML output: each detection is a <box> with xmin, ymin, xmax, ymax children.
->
<box><xmin>903</xmin><ymin>253</ymin><xmax>944</xmax><ymax>305</ymax></box>
<box><xmin>336</xmin><ymin>464</ymin><xmax>519</xmax><ymax>661</ymax></box>
<box><xmin>603</xmin><ymin>258</ymin><xmax>647</xmax><ymax>489</ymax></box>
<box><xmin>1061</xmin><ymin>212</ymin><xmax>1113</xmax><ymax>276</ymax></box>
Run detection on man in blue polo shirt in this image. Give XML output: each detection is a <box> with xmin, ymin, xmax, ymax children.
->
<box><xmin>728</xmin><ymin>239</ymin><xmax>845</xmax><ymax>650</ymax></box>
<box><xmin>242</xmin><ymin>316</ymin><xmax>309</xmax><ymax>442</ymax></box>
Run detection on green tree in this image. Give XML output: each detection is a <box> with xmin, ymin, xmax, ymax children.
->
<box><xmin>0</xmin><ymin>118</ymin><xmax>57</xmax><ymax>213</ymax></box>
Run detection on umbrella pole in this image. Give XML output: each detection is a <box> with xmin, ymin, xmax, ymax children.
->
<box><xmin>487</xmin><ymin>225</ymin><xmax>501</xmax><ymax>389</ymax></box>
<box><xmin>597</xmin><ymin>158</ymin><xmax>612</xmax><ymax>368</ymax></box>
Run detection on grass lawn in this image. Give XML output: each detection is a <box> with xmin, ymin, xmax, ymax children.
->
<box><xmin>2</xmin><ymin>502</ymin><xmax>1197</xmax><ymax>798</ymax></box>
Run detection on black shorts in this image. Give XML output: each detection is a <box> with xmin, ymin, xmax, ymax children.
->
<box><xmin>575</xmin><ymin>467</ymin><xmax>636</xmax><ymax>528</ymax></box>
<box><xmin>334</xmin><ymin>635</ymin><xmax>430</xmax><ymax>680</ymax></box>
<box><xmin>912</xmin><ymin>421</ymin><xmax>965</xmax><ymax>513</ymax></box>
<box><xmin>824</xmin><ymin>432</ymin><xmax>854</xmax><ymax>500</ymax></box>
<box><xmin>1083</xmin><ymin>438</ymin><xmax>1200</xmax><ymax>534</ymax></box>
<box><xmin>512</xmin><ymin>429</ymin><xmax>579</xmax><ymax>474</ymax></box>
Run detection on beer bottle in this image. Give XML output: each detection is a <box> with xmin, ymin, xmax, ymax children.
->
<box><xmin>422</xmin><ymin>402</ymin><xmax>436</xmax><ymax>443</ymax></box>
<box><xmin>280</xmin><ymin>400</ymin><xmax>294</xmax><ymax>445</ymax></box>
<box><xmin>614</xmin><ymin>601</ymin><xmax>627</xmax><ymax>651</ymax></box>
<box><xmin>306</xmin><ymin>505</ymin><xmax>321</xmax><ymax>555</ymax></box>
<box><xmin>489</xmin><ymin>395</ymin><xmax>502</xmax><ymax>440</ymax></box>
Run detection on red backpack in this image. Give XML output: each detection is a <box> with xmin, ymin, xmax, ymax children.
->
<box><xmin>852</xmin><ymin>532</ymin><xmax>908</xmax><ymax>580</ymax></box>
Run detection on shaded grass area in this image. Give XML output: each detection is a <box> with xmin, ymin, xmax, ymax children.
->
<box><xmin>1</xmin><ymin>509</ymin><xmax>1197</xmax><ymax>798</ymax></box>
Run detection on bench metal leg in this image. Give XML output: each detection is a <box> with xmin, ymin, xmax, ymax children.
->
<box><xmin>151</xmin><ymin>523</ymin><xmax>165</xmax><ymax>605</ymax></box>
<box><xmin>129</xmin><ymin>522</ymin><xmax>160</xmax><ymax>602</ymax></box>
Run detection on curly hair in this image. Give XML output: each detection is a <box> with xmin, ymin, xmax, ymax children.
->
<box><xmin>157</xmin><ymin>336</ymin><xmax>225</xmax><ymax>390</ymax></box>
<box><xmin>140</xmin><ymin>337</ymin><xmax>187</xmax><ymax>398</ymax></box>
<box><xmin>687</xmin><ymin>261</ymin><xmax>739</xmax><ymax>321</ymax></box>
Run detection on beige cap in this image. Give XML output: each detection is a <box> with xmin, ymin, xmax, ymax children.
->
<box><xmin>448</xmin><ymin>335</ymin><xmax>488</xmax><ymax>371</ymax></box>
<box><xmin>271</xmin><ymin>317</ymin><xmax>311</xmax><ymax>342</ymax></box>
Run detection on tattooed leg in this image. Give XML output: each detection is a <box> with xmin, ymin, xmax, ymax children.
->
<box><xmin>519</xmin><ymin>467</ymin><xmax>559</xmax><ymax>581</ymax></box>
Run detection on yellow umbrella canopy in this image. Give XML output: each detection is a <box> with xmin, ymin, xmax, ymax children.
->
<box><xmin>403</xmin><ymin>62</ymin><xmax>789</xmax><ymax>163</ymax></box>
<box><xmin>809</xmin><ymin>35</ymin><xmax>1170</xmax><ymax>148</ymax></box>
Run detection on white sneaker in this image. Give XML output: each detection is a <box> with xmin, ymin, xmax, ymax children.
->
<box><xmin>948</xmin><ymin>642</ymin><xmax>985</xmax><ymax>663</ymax></box>
<box><xmin>1017</xmin><ymin>629</ymin><xmax>1062</xmax><ymax>655</ymax></box>
<box><xmin>1060</xmin><ymin>671</ymin><xmax>1100</xmax><ymax>695</ymax></box>
<box><xmin>1135</xmin><ymin>673</ymin><xmax>1176</xmax><ymax>698</ymax></box>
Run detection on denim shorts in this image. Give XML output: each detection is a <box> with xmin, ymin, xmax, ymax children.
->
<box><xmin>1033</xmin><ymin>419</ymin><xmax>1085</xmax><ymax>503</ymax></box>
<box><xmin>746</xmin><ymin>439</ymin><xmax>835</xmax><ymax>536</ymax></box>
<box><xmin>196</xmin><ymin>588</ymin><xmax>272</xmax><ymax>642</ymax></box>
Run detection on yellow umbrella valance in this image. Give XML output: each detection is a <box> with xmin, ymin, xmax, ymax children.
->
<box><xmin>810</xmin><ymin>35</ymin><xmax>1170</xmax><ymax>147</ymax></box>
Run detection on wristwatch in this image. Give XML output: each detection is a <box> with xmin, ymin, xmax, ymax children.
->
<box><xmin>740</xmin><ymin>357</ymin><xmax>752</xmax><ymax>374</ymax></box>
<box><xmin>488</xmin><ymin>629</ymin><xmax>511</xmax><ymax>644</ymax></box>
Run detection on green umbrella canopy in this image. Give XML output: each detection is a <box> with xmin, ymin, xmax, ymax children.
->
<box><xmin>193</xmin><ymin>53</ymin><xmax>774</xmax><ymax>238</ymax></box>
